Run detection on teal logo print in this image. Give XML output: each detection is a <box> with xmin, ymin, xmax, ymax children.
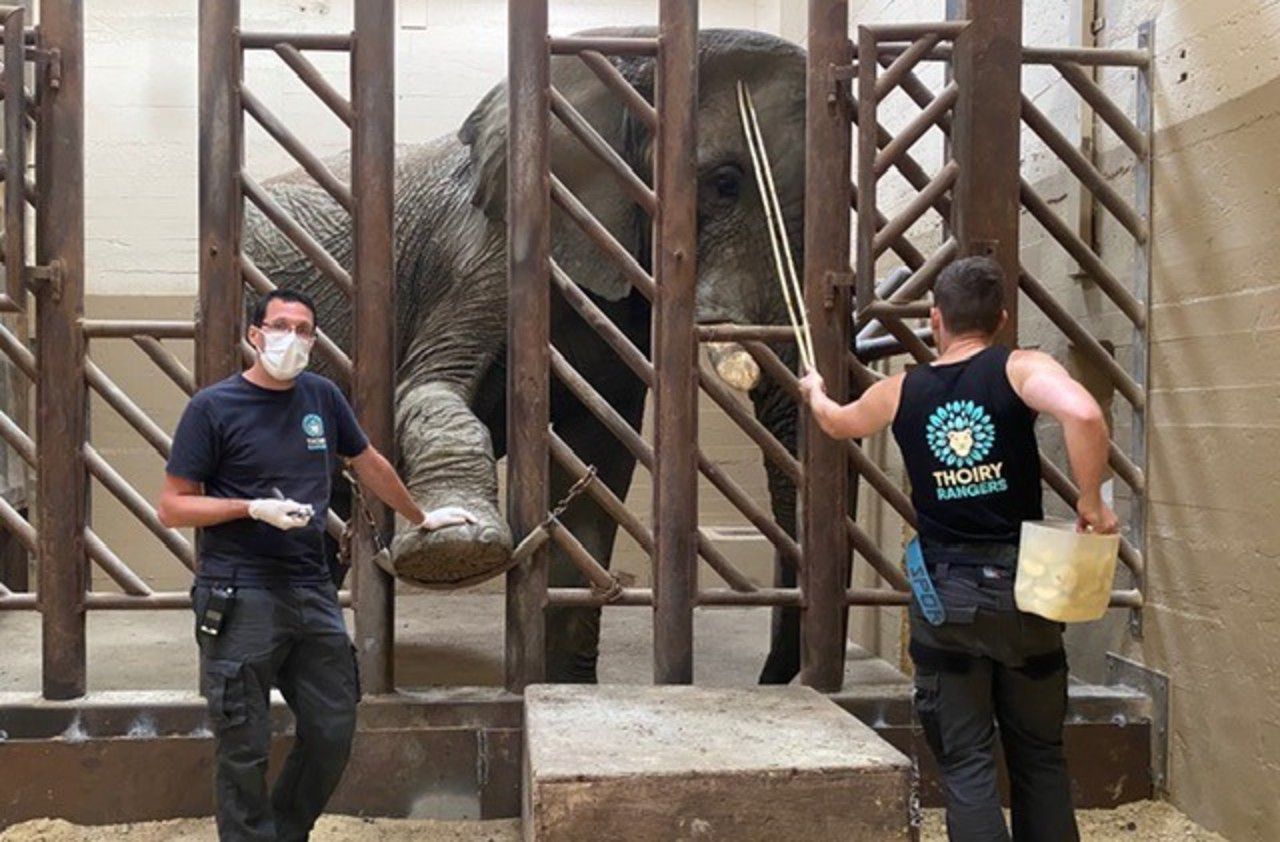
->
<box><xmin>303</xmin><ymin>413</ymin><xmax>327</xmax><ymax>451</ymax></box>
<box><xmin>926</xmin><ymin>400</ymin><xmax>995</xmax><ymax>468</ymax></box>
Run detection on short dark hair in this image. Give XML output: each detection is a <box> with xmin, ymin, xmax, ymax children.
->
<box><xmin>251</xmin><ymin>289</ymin><xmax>317</xmax><ymax>327</ymax></box>
<box><xmin>933</xmin><ymin>256</ymin><xmax>1005</xmax><ymax>335</ymax></box>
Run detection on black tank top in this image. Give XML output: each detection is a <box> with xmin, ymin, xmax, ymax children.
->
<box><xmin>891</xmin><ymin>345</ymin><xmax>1043</xmax><ymax>546</ymax></box>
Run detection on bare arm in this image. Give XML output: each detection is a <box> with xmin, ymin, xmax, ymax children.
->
<box><xmin>156</xmin><ymin>474</ymin><xmax>249</xmax><ymax>528</ymax></box>
<box><xmin>348</xmin><ymin>445</ymin><xmax>425</xmax><ymax>525</ymax></box>
<box><xmin>1008</xmin><ymin>349</ymin><xmax>1118</xmax><ymax>533</ymax></box>
<box><xmin>800</xmin><ymin>371</ymin><xmax>904</xmax><ymax>441</ymax></box>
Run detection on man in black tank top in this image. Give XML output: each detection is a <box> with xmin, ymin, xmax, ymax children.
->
<box><xmin>800</xmin><ymin>257</ymin><xmax>1117</xmax><ymax>842</ymax></box>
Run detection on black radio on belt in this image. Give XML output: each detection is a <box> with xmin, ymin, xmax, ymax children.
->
<box><xmin>199</xmin><ymin>585</ymin><xmax>236</xmax><ymax>637</ymax></box>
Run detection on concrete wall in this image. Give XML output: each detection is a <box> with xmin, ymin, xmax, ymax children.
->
<box><xmin>838</xmin><ymin>2</ymin><xmax>1280</xmax><ymax>840</ymax></box>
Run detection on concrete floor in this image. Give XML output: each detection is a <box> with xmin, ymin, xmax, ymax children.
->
<box><xmin>0</xmin><ymin>593</ymin><xmax>909</xmax><ymax>693</ymax></box>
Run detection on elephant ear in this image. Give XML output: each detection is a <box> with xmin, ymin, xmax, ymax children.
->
<box><xmin>459</xmin><ymin>45</ymin><xmax>654</xmax><ymax>302</ymax></box>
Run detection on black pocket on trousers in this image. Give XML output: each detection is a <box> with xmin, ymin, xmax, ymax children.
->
<box><xmin>913</xmin><ymin>671</ymin><xmax>946</xmax><ymax>759</ymax></box>
<box><xmin>205</xmin><ymin>658</ymin><xmax>248</xmax><ymax>730</ymax></box>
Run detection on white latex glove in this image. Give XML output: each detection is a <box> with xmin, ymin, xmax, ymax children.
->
<box><xmin>417</xmin><ymin>506</ymin><xmax>477</xmax><ymax>532</ymax></box>
<box><xmin>248</xmin><ymin>498</ymin><xmax>314</xmax><ymax>531</ymax></box>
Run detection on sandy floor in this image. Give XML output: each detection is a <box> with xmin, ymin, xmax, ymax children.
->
<box><xmin>0</xmin><ymin>802</ymin><xmax>1226</xmax><ymax>842</ymax></box>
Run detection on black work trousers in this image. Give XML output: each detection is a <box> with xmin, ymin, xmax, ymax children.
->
<box><xmin>909</xmin><ymin>543</ymin><xmax>1079</xmax><ymax>842</ymax></box>
<box><xmin>194</xmin><ymin>583</ymin><xmax>360</xmax><ymax>842</ymax></box>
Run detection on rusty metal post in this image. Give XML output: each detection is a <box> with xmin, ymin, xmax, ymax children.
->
<box><xmin>949</xmin><ymin>0</ymin><xmax>1023</xmax><ymax>343</ymax></box>
<box><xmin>351</xmin><ymin>0</ymin><xmax>396</xmax><ymax>694</ymax></box>
<box><xmin>652</xmin><ymin>0</ymin><xmax>699</xmax><ymax>684</ymax></box>
<box><xmin>801</xmin><ymin>0</ymin><xmax>852</xmax><ymax>692</ymax></box>
<box><xmin>35</xmin><ymin>0</ymin><xmax>87</xmax><ymax>699</ymax></box>
<box><xmin>504</xmin><ymin>0</ymin><xmax>551</xmax><ymax>691</ymax></box>
<box><xmin>197</xmin><ymin>0</ymin><xmax>243</xmax><ymax>385</ymax></box>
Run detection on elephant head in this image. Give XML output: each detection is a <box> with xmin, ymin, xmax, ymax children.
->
<box><xmin>460</xmin><ymin>27</ymin><xmax>807</xmax><ymax>352</ymax></box>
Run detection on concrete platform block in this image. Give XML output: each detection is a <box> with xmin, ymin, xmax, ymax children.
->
<box><xmin>523</xmin><ymin>684</ymin><xmax>913</xmax><ymax>841</ymax></box>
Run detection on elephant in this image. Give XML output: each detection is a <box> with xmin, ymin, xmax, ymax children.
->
<box><xmin>242</xmin><ymin>27</ymin><xmax>815</xmax><ymax>684</ymax></box>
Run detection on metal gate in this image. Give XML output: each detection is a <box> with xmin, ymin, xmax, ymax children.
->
<box><xmin>0</xmin><ymin>1</ymin><xmax>399</xmax><ymax>700</ymax></box>
<box><xmin>505</xmin><ymin>0</ymin><xmax>1154</xmax><ymax>691</ymax></box>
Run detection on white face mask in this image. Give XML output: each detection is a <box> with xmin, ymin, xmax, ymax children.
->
<box><xmin>256</xmin><ymin>329</ymin><xmax>312</xmax><ymax>381</ymax></box>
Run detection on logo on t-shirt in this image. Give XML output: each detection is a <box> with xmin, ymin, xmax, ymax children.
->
<box><xmin>302</xmin><ymin>413</ymin><xmax>327</xmax><ymax>451</ymax></box>
<box><xmin>925</xmin><ymin>400</ymin><xmax>1006</xmax><ymax>500</ymax></box>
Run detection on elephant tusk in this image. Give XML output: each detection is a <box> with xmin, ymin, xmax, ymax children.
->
<box><xmin>736</xmin><ymin>80</ymin><xmax>816</xmax><ymax>372</ymax></box>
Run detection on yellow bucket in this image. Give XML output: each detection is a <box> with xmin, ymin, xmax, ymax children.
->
<box><xmin>1014</xmin><ymin>519</ymin><xmax>1120</xmax><ymax>623</ymax></box>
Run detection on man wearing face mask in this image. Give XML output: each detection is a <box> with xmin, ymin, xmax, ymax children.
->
<box><xmin>157</xmin><ymin>289</ymin><xmax>474</xmax><ymax>841</ymax></box>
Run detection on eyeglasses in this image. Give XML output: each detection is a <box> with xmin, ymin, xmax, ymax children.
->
<box><xmin>259</xmin><ymin>321</ymin><xmax>317</xmax><ymax>341</ymax></box>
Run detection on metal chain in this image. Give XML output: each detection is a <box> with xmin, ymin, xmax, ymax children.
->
<box><xmin>339</xmin><ymin>463</ymin><xmax>601</xmax><ymax>571</ymax></box>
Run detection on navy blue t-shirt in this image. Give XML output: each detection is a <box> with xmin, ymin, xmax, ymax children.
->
<box><xmin>166</xmin><ymin>372</ymin><xmax>369</xmax><ymax>586</ymax></box>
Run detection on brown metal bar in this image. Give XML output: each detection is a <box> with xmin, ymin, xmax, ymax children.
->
<box><xmin>867</xmin><ymin>21</ymin><xmax>969</xmax><ymax>41</ymax></box>
<box><xmin>0</xmin><ymin>593</ymin><xmax>36</xmax><ymax>609</ymax></box>
<box><xmin>845</xmin><ymin>517</ymin><xmax>910</xmax><ymax>590</ymax></box>
<box><xmin>847</xmin><ymin>588</ymin><xmax>911</xmax><ymax>606</ymax></box>
<box><xmin>549</xmin><ymin>36</ymin><xmax>658</xmax><ymax>56</ymax></box>
<box><xmin>854</xmin><ymin>26</ymin><xmax>878</xmax><ymax>316</ymax></box>
<box><xmin>699</xmin><ymin>588</ymin><xmax>803</xmax><ymax>607</ymax></box>
<box><xmin>36</xmin><ymin>0</ymin><xmax>87</xmax><ymax>698</ymax></box>
<box><xmin>856</xmin><ymin>238</ymin><xmax>959</xmax><ymax>334</ymax></box>
<box><xmin>549</xmin><ymin>525</ymin><xmax>623</xmax><ymax>596</ymax></box>
<box><xmin>80</xmin><ymin>319</ymin><xmax>195</xmax><ymax>339</ymax></box>
<box><xmin>197</xmin><ymin>0</ymin><xmax>244</xmax><ymax>387</ymax></box>
<box><xmin>874</xmin><ymin>33</ymin><xmax>941</xmax><ymax>103</ymax></box>
<box><xmin>3</xmin><ymin>5</ymin><xmax>25</xmax><ymax>307</ymax></box>
<box><xmin>576</xmin><ymin>50</ymin><xmax>657</xmax><ymax>133</ymax></box>
<box><xmin>698</xmin><ymin>362</ymin><xmax>800</xmax><ymax>483</ymax></box>
<box><xmin>858</xmin><ymin>328</ymin><xmax>935</xmax><ymax>361</ymax></box>
<box><xmin>83</xmin><ymin>530</ymin><xmax>152</xmax><ymax>597</ymax></box>
<box><xmin>652</xmin><ymin>0</ymin><xmax>699</xmax><ymax>685</ymax></box>
<box><xmin>350</xmin><ymin>0</ymin><xmax>396</xmax><ymax>695</ymax></box>
<box><xmin>505</xmin><ymin>0</ymin><xmax>551</xmax><ymax>691</ymax></box>
<box><xmin>802</xmin><ymin>0</ymin><xmax>854</xmax><ymax>692</ymax></box>
<box><xmin>1018</xmin><ymin>269</ymin><xmax>1143</xmax><ymax>407</ymax></box>
<box><xmin>274</xmin><ymin>44</ymin><xmax>354</xmax><ymax>128</ymax></box>
<box><xmin>1021</xmin><ymin>95</ymin><xmax>1147</xmax><ymax>243</ymax></box>
<box><xmin>0</xmin><ymin>320</ymin><xmax>33</xmax><ymax>378</ymax></box>
<box><xmin>240</xmin><ymin>31</ymin><xmax>352</xmax><ymax>51</ymax></box>
<box><xmin>549</xmin><ymin>86</ymin><xmax>655</xmax><ymax>216</ymax></box>
<box><xmin>550</xmin><ymin>176</ymin><xmax>655</xmax><ymax>297</ymax></box>
<box><xmin>85</xmin><ymin>359</ymin><xmax>172</xmax><ymax>460</ymax></box>
<box><xmin>695</xmin><ymin>324</ymin><xmax>795</xmax><ymax>343</ymax></box>
<box><xmin>240</xmin><ymin>254</ymin><xmax>353</xmax><ymax>380</ymax></box>
<box><xmin>546</xmin><ymin>587</ymin><xmax>652</xmax><ymax>607</ymax></box>
<box><xmin>241</xmin><ymin>173</ymin><xmax>354</xmax><ymax>297</ymax></box>
<box><xmin>0</xmin><ymin>492</ymin><xmax>34</xmax><ymax>552</ymax></box>
<box><xmin>949</xmin><ymin>0</ymin><xmax>1023</xmax><ymax>344</ymax></box>
<box><xmin>550</xmin><ymin>348</ymin><xmax>802</xmax><ymax>568</ymax></box>
<box><xmin>1052</xmin><ymin>60</ymin><xmax>1147</xmax><ymax>158</ymax></box>
<box><xmin>846</xmin><ymin>350</ymin><xmax>885</xmax><ymax>392</ymax></box>
<box><xmin>872</xmin><ymin>160</ymin><xmax>959</xmax><ymax>258</ymax></box>
<box><xmin>550</xmin><ymin>262</ymin><xmax>653</xmax><ymax>385</ymax></box>
<box><xmin>133</xmin><ymin>336</ymin><xmax>197</xmax><ymax>396</ymax></box>
<box><xmin>83</xmin><ymin>444</ymin><xmax>195</xmax><ymax>570</ymax></box>
<box><xmin>874</xmin><ymin>82</ymin><xmax>958</xmax><ymax>177</ymax></box>
<box><xmin>241</xmin><ymin>85</ymin><xmax>354</xmax><ymax>214</ymax></box>
<box><xmin>849</xmin><ymin>183</ymin><xmax>929</xmax><ymax>274</ymax></box>
<box><xmin>1019</xmin><ymin>180</ymin><xmax>1144</xmax><ymax>327</ymax></box>
<box><xmin>1022</xmin><ymin>45</ymin><xmax>1149</xmax><ymax>67</ymax></box>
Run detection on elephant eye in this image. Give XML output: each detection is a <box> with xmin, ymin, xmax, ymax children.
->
<box><xmin>709</xmin><ymin>165</ymin><xmax>743</xmax><ymax>201</ymax></box>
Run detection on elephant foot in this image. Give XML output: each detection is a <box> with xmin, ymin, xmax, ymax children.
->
<box><xmin>389</xmin><ymin>501</ymin><xmax>513</xmax><ymax>589</ymax></box>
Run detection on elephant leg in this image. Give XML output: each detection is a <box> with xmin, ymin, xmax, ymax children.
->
<box><xmin>543</xmin><ymin>380</ymin><xmax>645</xmax><ymax>683</ymax></box>
<box><xmin>388</xmin><ymin>381</ymin><xmax>512</xmax><ymax>583</ymax></box>
<box><xmin>759</xmin><ymin>555</ymin><xmax>801</xmax><ymax>684</ymax></box>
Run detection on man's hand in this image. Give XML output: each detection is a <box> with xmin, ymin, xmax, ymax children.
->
<box><xmin>1076</xmin><ymin>492</ymin><xmax>1119</xmax><ymax>535</ymax></box>
<box><xmin>417</xmin><ymin>506</ymin><xmax>478</xmax><ymax>532</ymax></box>
<box><xmin>798</xmin><ymin>368</ymin><xmax>826</xmax><ymax>407</ymax></box>
<box><xmin>248</xmin><ymin>498</ymin><xmax>314</xmax><ymax>531</ymax></box>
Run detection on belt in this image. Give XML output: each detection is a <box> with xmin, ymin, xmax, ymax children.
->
<box><xmin>927</xmin><ymin>562</ymin><xmax>1013</xmax><ymax>583</ymax></box>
